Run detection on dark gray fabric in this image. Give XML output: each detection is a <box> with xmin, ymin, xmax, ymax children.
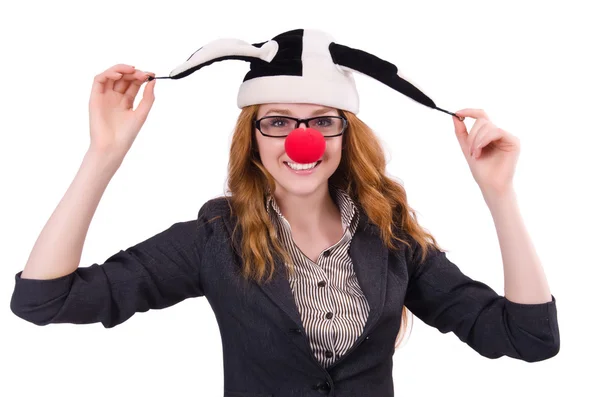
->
<box><xmin>10</xmin><ymin>196</ymin><xmax>560</xmax><ymax>396</ymax></box>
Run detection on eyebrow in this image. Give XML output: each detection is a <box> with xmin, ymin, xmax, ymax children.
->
<box><xmin>263</xmin><ymin>107</ymin><xmax>336</xmax><ymax>117</ymax></box>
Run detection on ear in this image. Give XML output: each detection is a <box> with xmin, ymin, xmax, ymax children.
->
<box><xmin>329</xmin><ymin>42</ymin><xmax>460</xmax><ymax>118</ymax></box>
<box><xmin>152</xmin><ymin>38</ymin><xmax>279</xmax><ymax>80</ymax></box>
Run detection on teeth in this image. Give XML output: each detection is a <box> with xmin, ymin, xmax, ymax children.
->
<box><xmin>285</xmin><ymin>161</ymin><xmax>319</xmax><ymax>170</ymax></box>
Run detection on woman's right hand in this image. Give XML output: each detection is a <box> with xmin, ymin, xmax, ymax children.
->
<box><xmin>88</xmin><ymin>64</ymin><xmax>156</xmax><ymax>160</ymax></box>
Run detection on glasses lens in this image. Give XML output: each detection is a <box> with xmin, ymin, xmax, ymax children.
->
<box><xmin>308</xmin><ymin>117</ymin><xmax>344</xmax><ymax>137</ymax></box>
<box><xmin>259</xmin><ymin>116</ymin><xmax>344</xmax><ymax>137</ymax></box>
<box><xmin>259</xmin><ymin>117</ymin><xmax>295</xmax><ymax>137</ymax></box>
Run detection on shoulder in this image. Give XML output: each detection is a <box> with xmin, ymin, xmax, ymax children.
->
<box><xmin>196</xmin><ymin>196</ymin><xmax>235</xmax><ymax>228</ymax></box>
<box><xmin>390</xmin><ymin>227</ymin><xmax>446</xmax><ymax>279</ymax></box>
<box><xmin>199</xmin><ymin>195</ymin><xmax>231</xmax><ymax>215</ymax></box>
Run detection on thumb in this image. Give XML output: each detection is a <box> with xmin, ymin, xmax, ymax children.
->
<box><xmin>134</xmin><ymin>79</ymin><xmax>156</xmax><ymax>125</ymax></box>
<box><xmin>452</xmin><ymin>113</ymin><xmax>469</xmax><ymax>157</ymax></box>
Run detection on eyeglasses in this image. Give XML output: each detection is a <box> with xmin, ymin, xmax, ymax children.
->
<box><xmin>254</xmin><ymin>116</ymin><xmax>348</xmax><ymax>138</ymax></box>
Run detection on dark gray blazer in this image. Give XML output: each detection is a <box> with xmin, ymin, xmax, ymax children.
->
<box><xmin>10</xmin><ymin>197</ymin><xmax>560</xmax><ymax>397</ymax></box>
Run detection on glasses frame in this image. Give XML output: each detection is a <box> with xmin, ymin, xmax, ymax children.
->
<box><xmin>254</xmin><ymin>115</ymin><xmax>348</xmax><ymax>138</ymax></box>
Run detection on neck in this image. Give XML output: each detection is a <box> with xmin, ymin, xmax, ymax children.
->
<box><xmin>272</xmin><ymin>184</ymin><xmax>340</xmax><ymax>233</ymax></box>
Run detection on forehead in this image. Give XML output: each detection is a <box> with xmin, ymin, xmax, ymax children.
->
<box><xmin>258</xmin><ymin>103</ymin><xmax>338</xmax><ymax>117</ymax></box>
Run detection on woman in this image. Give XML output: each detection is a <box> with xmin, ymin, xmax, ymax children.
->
<box><xmin>10</xmin><ymin>31</ymin><xmax>559</xmax><ymax>396</ymax></box>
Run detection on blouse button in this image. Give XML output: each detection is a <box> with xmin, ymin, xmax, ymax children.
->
<box><xmin>325</xmin><ymin>350</ymin><xmax>334</xmax><ymax>358</ymax></box>
<box><xmin>317</xmin><ymin>280</ymin><xmax>326</xmax><ymax>287</ymax></box>
<box><xmin>323</xmin><ymin>250</ymin><xmax>330</xmax><ymax>257</ymax></box>
<box><xmin>325</xmin><ymin>312</ymin><xmax>333</xmax><ymax>319</ymax></box>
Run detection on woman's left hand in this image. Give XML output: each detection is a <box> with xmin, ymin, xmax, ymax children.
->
<box><xmin>452</xmin><ymin>108</ymin><xmax>520</xmax><ymax>198</ymax></box>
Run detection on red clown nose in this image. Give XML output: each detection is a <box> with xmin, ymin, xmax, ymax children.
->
<box><xmin>284</xmin><ymin>128</ymin><xmax>326</xmax><ymax>164</ymax></box>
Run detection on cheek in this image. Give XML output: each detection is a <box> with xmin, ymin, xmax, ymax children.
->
<box><xmin>256</xmin><ymin>135</ymin><xmax>285</xmax><ymax>163</ymax></box>
<box><xmin>325</xmin><ymin>139</ymin><xmax>343</xmax><ymax>158</ymax></box>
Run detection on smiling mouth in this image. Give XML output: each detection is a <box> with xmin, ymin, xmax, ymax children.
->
<box><xmin>284</xmin><ymin>160</ymin><xmax>322</xmax><ymax>171</ymax></box>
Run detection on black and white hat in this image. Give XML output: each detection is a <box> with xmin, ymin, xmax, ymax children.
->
<box><xmin>149</xmin><ymin>28</ymin><xmax>462</xmax><ymax>119</ymax></box>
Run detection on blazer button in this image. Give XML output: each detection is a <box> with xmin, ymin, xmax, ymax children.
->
<box><xmin>314</xmin><ymin>381</ymin><xmax>331</xmax><ymax>394</ymax></box>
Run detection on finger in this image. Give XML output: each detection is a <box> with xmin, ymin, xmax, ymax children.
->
<box><xmin>133</xmin><ymin>78</ymin><xmax>156</xmax><ymax>125</ymax></box>
<box><xmin>104</xmin><ymin>71</ymin><xmax>122</xmax><ymax>92</ymax></box>
<box><xmin>472</xmin><ymin>128</ymin><xmax>491</xmax><ymax>158</ymax></box>
<box><xmin>466</xmin><ymin>118</ymin><xmax>489</xmax><ymax>156</ymax></box>
<box><xmin>455</xmin><ymin>108</ymin><xmax>489</xmax><ymax>121</ymax></box>
<box><xmin>474</xmin><ymin>129</ymin><xmax>502</xmax><ymax>158</ymax></box>
<box><xmin>92</xmin><ymin>71</ymin><xmax>123</xmax><ymax>95</ymax></box>
<box><xmin>114</xmin><ymin>69</ymin><xmax>147</xmax><ymax>95</ymax></box>
<box><xmin>452</xmin><ymin>114</ymin><xmax>470</xmax><ymax>156</ymax></box>
<box><xmin>91</xmin><ymin>64</ymin><xmax>136</xmax><ymax>94</ymax></box>
<box><xmin>122</xmin><ymin>71</ymin><xmax>153</xmax><ymax>109</ymax></box>
<box><xmin>108</xmin><ymin>63</ymin><xmax>137</xmax><ymax>74</ymax></box>
<box><xmin>473</xmin><ymin>125</ymin><xmax>499</xmax><ymax>155</ymax></box>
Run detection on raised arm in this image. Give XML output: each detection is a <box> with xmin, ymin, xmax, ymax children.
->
<box><xmin>10</xmin><ymin>212</ymin><xmax>210</xmax><ymax>328</ymax></box>
<box><xmin>19</xmin><ymin>64</ymin><xmax>155</xmax><ymax>281</ymax></box>
<box><xmin>9</xmin><ymin>64</ymin><xmax>211</xmax><ymax>328</ymax></box>
<box><xmin>403</xmin><ymin>236</ymin><xmax>559</xmax><ymax>363</ymax></box>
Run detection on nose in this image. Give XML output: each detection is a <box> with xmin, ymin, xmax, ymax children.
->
<box><xmin>284</xmin><ymin>127</ymin><xmax>326</xmax><ymax>164</ymax></box>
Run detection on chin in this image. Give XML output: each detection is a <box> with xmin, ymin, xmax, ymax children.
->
<box><xmin>277</xmin><ymin>183</ymin><xmax>323</xmax><ymax>197</ymax></box>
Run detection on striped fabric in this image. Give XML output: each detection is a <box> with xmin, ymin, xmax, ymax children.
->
<box><xmin>265</xmin><ymin>187</ymin><xmax>370</xmax><ymax>368</ymax></box>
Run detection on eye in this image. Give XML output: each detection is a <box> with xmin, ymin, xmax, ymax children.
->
<box><xmin>269</xmin><ymin>117</ymin><xmax>291</xmax><ymax>128</ymax></box>
<box><xmin>315</xmin><ymin>117</ymin><xmax>334</xmax><ymax>127</ymax></box>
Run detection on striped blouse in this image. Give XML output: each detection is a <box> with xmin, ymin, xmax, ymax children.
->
<box><xmin>265</xmin><ymin>187</ymin><xmax>371</xmax><ymax>369</ymax></box>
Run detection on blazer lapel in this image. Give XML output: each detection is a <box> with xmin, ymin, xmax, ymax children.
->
<box><xmin>218</xmin><ymin>200</ymin><xmax>388</xmax><ymax>354</ymax></box>
<box><xmin>219</xmin><ymin>202</ymin><xmax>304</xmax><ymax>331</ymax></box>
<box><xmin>348</xmin><ymin>212</ymin><xmax>389</xmax><ymax>343</ymax></box>
<box><xmin>329</xmin><ymin>209</ymin><xmax>389</xmax><ymax>367</ymax></box>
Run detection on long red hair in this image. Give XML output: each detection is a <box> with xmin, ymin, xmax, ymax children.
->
<box><xmin>217</xmin><ymin>104</ymin><xmax>444</xmax><ymax>349</ymax></box>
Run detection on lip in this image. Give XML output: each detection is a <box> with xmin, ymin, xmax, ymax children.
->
<box><xmin>284</xmin><ymin>160</ymin><xmax>322</xmax><ymax>175</ymax></box>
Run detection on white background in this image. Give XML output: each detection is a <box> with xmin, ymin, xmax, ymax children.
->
<box><xmin>1</xmin><ymin>0</ymin><xmax>598</xmax><ymax>395</ymax></box>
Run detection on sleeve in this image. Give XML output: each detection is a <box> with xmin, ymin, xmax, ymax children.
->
<box><xmin>9</xmin><ymin>203</ymin><xmax>215</xmax><ymax>328</ymax></box>
<box><xmin>403</xmin><ymin>236</ymin><xmax>560</xmax><ymax>362</ymax></box>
